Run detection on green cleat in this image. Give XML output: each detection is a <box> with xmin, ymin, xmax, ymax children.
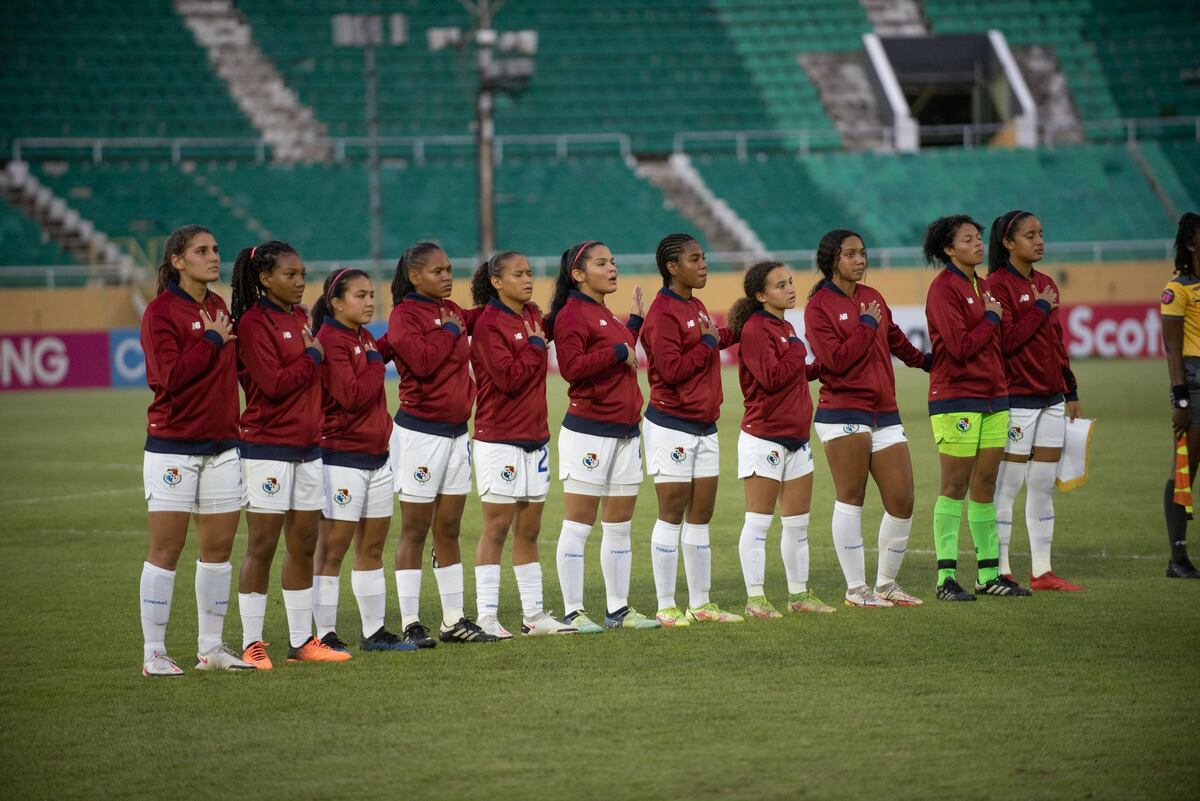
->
<box><xmin>604</xmin><ymin>606</ymin><xmax>662</xmax><ymax>629</ymax></box>
<box><xmin>744</xmin><ymin>596</ymin><xmax>783</xmax><ymax>619</ymax></box>
<box><xmin>787</xmin><ymin>589</ymin><xmax>837</xmax><ymax>614</ymax></box>
<box><xmin>686</xmin><ymin>602</ymin><xmax>745</xmax><ymax>623</ymax></box>
<box><xmin>563</xmin><ymin>610</ymin><xmax>605</xmax><ymax>634</ymax></box>
<box><xmin>655</xmin><ymin>606</ymin><xmax>691</xmax><ymax>627</ymax></box>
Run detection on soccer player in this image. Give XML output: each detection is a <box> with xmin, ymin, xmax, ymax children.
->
<box><xmin>923</xmin><ymin>215</ymin><xmax>1031</xmax><ymax>600</ymax></box>
<box><xmin>805</xmin><ymin>230</ymin><xmax>930</xmax><ymax>608</ymax></box>
<box><xmin>312</xmin><ymin>269</ymin><xmax>416</xmax><ymax>653</ymax></box>
<box><xmin>987</xmin><ymin>211</ymin><xmax>1084</xmax><ymax>591</ymax></box>
<box><xmin>1160</xmin><ymin>212</ymin><xmax>1200</xmax><ymax>578</ymax></box>
<box><xmin>545</xmin><ymin>240</ymin><xmax>659</xmax><ymax>632</ymax></box>
<box><xmin>469</xmin><ymin>251</ymin><xmax>577</xmax><ymax>637</ymax></box>
<box><xmin>229</xmin><ymin>242</ymin><xmax>351</xmax><ymax>667</ymax></box>
<box><xmin>730</xmin><ymin>260</ymin><xmax>835</xmax><ymax>618</ymax></box>
<box><xmin>641</xmin><ymin>233</ymin><xmax>743</xmax><ymax>626</ymax></box>
<box><xmin>386</xmin><ymin>243</ymin><xmax>497</xmax><ymax>644</ymax></box>
<box><xmin>138</xmin><ymin>224</ymin><xmax>252</xmax><ymax>676</ymax></box>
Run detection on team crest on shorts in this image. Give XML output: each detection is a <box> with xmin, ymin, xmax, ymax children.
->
<box><xmin>334</xmin><ymin>488</ymin><xmax>352</xmax><ymax>506</ymax></box>
<box><xmin>956</xmin><ymin>417</ymin><xmax>972</xmax><ymax>432</ymax></box>
<box><xmin>262</xmin><ymin>477</ymin><xmax>280</xmax><ymax>495</ymax></box>
<box><xmin>670</xmin><ymin>446</ymin><xmax>687</xmax><ymax>464</ymax></box>
<box><xmin>1008</xmin><ymin>426</ymin><xmax>1023</xmax><ymax>442</ymax></box>
<box><xmin>582</xmin><ymin>452</ymin><xmax>600</xmax><ymax>469</ymax></box>
<box><xmin>767</xmin><ymin>450</ymin><xmax>781</xmax><ymax>466</ymax></box>
<box><xmin>414</xmin><ymin>466</ymin><xmax>431</xmax><ymax>483</ymax></box>
<box><xmin>842</xmin><ymin>424</ymin><xmax>860</xmax><ymax>434</ymax></box>
<box><xmin>501</xmin><ymin>465</ymin><xmax>517</xmax><ymax>482</ymax></box>
<box><xmin>162</xmin><ymin>467</ymin><xmax>182</xmax><ymax>486</ymax></box>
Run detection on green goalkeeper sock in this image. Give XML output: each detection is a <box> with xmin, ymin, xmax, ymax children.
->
<box><xmin>933</xmin><ymin>495</ymin><xmax>964</xmax><ymax>584</ymax></box>
<box><xmin>968</xmin><ymin>499</ymin><xmax>1000</xmax><ymax>583</ymax></box>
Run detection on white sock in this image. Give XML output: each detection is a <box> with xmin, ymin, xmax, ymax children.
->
<box><xmin>140</xmin><ymin>561</ymin><xmax>175</xmax><ymax>661</ymax></box>
<box><xmin>350</xmin><ymin>568</ymin><xmax>387</xmax><ymax>638</ymax></box>
<box><xmin>995</xmin><ymin>459</ymin><xmax>1026</xmax><ymax>575</ymax></box>
<box><xmin>195</xmin><ymin>560</ymin><xmax>232</xmax><ymax>653</ymax></box>
<box><xmin>513</xmin><ymin>561</ymin><xmax>543</xmax><ymax>618</ymax></box>
<box><xmin>394</xmin><ymin>568</ymin><xmax>422</xmax><ymax>629</ymax></box>
<box><xmin>313</xmin><ymin>575</ymin><xmax>340</xmax><ymax>638</ymax></box>
<box><xmin>876</xmin><ymin>513</ymin><xmax>913</xmax><ymax>587</ymax></box>
<box><xmin>780</xmin><ymin>513</ymin><xmax>810</xmax><ymax>594</ymax></box>
<box><xmin>1026</xmin><ymin>460</ymin><xmax>1058</xmax><ymax>577</ymax></box>
<box><xmin>738</xmin><ymin>512</ymin><xmax>773</xmax><ymax>597</ymax></box>
<box><xmin>600</xmin><ymin>520</ymin><xmax>633</xmax><ymax>613</ymax></box>
<box><xmin>651</xmin><ymin>519</ymin><xmax>682</xmax><ymax>610</ymax></box>
<box><xmin>681</xmin><ymin>522</ymin><xmax>711</xmax><ymax>608</ymax></box>
<box><xmin>556</xmin><ymin>520</ymin><xmax>591</xmax><ymax>616</ymax></box>
<box><xmin>238</xmin><ymin>592</ymin><xmax>267</xmax><ymax>649</ymax></box>
<box><xmin>281</xmin><ymin>587</ymin><xmax>313</xmax><ymax>648</ymax></box>
<box><xmin>433</xmin><ymin>563</ymin><xmax>464</xmax><ymax>626</ymax></box>
<box><xmin>475</xmin><ymin>563</ymin><xmax>501</xmax><ymax>619</ymax></box>
<box><xmin>831</xmin><ymin>502</ymin><xmax>865</xmax><ymax>591</ymax></box>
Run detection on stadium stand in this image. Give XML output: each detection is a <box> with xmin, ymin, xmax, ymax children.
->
<box><xmin>0</xmin><ymin>199</ymin><xmax>74</xmax><ymax>269</ymax></box>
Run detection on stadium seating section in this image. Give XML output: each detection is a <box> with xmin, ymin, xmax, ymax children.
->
<box><xmin>0</xmin><ymin>199</ymin><xmax>73</xmax><ymax>267</ymax></box>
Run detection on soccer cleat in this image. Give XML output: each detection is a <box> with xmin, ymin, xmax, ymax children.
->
<box><xmin>744</xmin><ymin>596</ymin><xmax>783</xmax><ymax>619</ymax></box>
<box><xmin>1001</xmin><ymin>573</ymin><xmax>1016</xmax><ymax>583</ymax></box>
<box><xmin>477</xmin><ymin>614</ymin><xmax>515</xmax><ymax>640</ymax></box>
<box><xmin>975</xmin><ymin>575</ymin><xmax>1032</xmax><ymax>597</ymax></box>
<box><xmin>844</xmin><ymin>586</ymin><xmax>894</xmax><ymax>608</ymax></box>
<box><xmin>439</xmin><ymin>617</ymin><xmax>499</xmax><ymax>643</ymax></box>
<box><xmin>241</xmin><ymin>640</ymin><xmax>273</xmax><ymax>670</ymax></box>
<box><xmin>1029</xmin><ymin>571</ymin><xmax>1085</xmax><ymax>591</ymax></box>
<box><xmin>521</xmin><ymin>611</ymin><xmax>578</xmax><ymax>636</ymax></box>
<box><xmin>142</xmin><ymin>651</ymin><xmax>184</xmax><ymax>678</ymax></box>
<box><xmin>603</xmin><ymin>606</ymin><xmax>661</xmax><ymax>629</ymax></box>
<box><xmin>686</xmin><ymin>602</ymin><xmax>745</xmax><ymax>623</ymax></box>
<box><xmin>287</xmin><ymin>636</ymin><xmax>352</xmax><ymax>663</ymax></box>
<box><xmin>874</xmin><ymin>582</ymin><xmax>924</xmax><ymax>606</ymax></box>
<box><xmin>1166</xmin><ymin>559</ymin><xmax>1200</xmax><ymax>579</ymax></box>
<box><xmin>320</xmin><ymin>631</ymin><xmax>352</xmax><ymax>653</ymax></box>
<box><xmin>194</xmin><ymin>642</ymin><xmax>255</xmax><ymax>671</ymax></box>
<box><xmin>360</xmin><ymin>626</ymin><xmax>420</xmax><ymax>651</ymax></box>
<box><xmin>936</xmin><ymin>577</ymin><xmax>976</xmax><ymax>602</ymax></box>
<box><xmin>788</xmin><ymin>590</ymin><xmax>837</xmax><ymax>614</ymax></box>
<box><xmin>655</xmin><ymin>606</ymin><xmax>691</xmax><ymax>627</ymax></box>
<box><xmin>402</xmin><ymin>621</ymin><xmax>438</xmax><ymax>649</ymax></box>
<box><xmin>563</xmin><ymin>610</ymin><xmax>605</xmax><ymax>634</ymax></box>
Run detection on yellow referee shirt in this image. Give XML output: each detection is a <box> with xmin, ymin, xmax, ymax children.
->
<box><xmin>1161</xmin><ymin>274</ymin><xmax>1200</xmax><ymax>357</ymax></box>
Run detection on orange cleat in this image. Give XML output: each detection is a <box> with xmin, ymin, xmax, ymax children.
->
<box><xmin>287</xmin><ymin>636</ymin><xmax>353</xmax><ymax>663</ymax></box>
<box><xmin>1029</xmin><ymin>571</ymin><xmax>1084</xmax><ymax>592</ymax></box>
<box><xmin>241</xmin><ymin>640</ymin><xmax>273</xmax><ymax>670</ymax></box>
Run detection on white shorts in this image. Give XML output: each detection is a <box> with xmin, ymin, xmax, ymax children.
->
<box><xmin>1005</xmin><ymin>403</ymin><xmax>1066</xmax><ymax>456</ymax></box>
<box><xmin>475</xmin><ymin>441</ymin><xmax>550</xmax><ymax>504</ymax></box>
<box><xmin>813</xmin><ymin>422</ymin><xmax>907</xmax><ymax>453</ymax></box>
<box><xmin>144</xmin><ymin>448</ymin><xmax>242</xmax><ymax>514</ymax></box>
<box><xmin>644</xmin><ymin>417</ymin><xmax>720</xmax><ymax>483</ymax></box>
<box><xmin>558</xmin><ymin>427</ymin><xmax>643</xmax><ymax>496</ymax></box>
<box><xmin>737</xmin><ymin>431</ymin><xmax>814</xmax><ymax>482</ymax></box>
<box><xmin>390</xmin><ymin>423</ymin><xmax>472</xmax><ymax>502</ymax></box>
<box><xmin>323</xmin><ymin>463</ymin><xmax>394</xmax><ymax>521</ymax></box>
<box><xmin>243</xmin><ymin>458</ymin><xmax>324</xmax><ymax>513</ymax></box>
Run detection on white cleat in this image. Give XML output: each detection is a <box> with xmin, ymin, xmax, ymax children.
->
<box><xmin>476</xmin><ymin>614</ymin><xmax>514</xmax><ymax>640</ymax></box>
<box><xmin>844</xmin><ymin>585</ymin><xmax>894</xmax><ymax>608</ymax></box>
<box><xmin>194</xmin><ymin>642</ymin><xmax>255</xmax><ymax>671</ymax></box>
<box><xmin>875</xmin><ymin>581</ymin><xmax>924</xmax><ymax>606</ymax></box>
<box><xmin>142</xmin><ymin>651</ymin><xmax>184</xmax><ymax>678</ymax></box>
<box><xmin>521</xmin><ymin>611</ymin><xmax>578</xmax><ymax>636</ymax></box>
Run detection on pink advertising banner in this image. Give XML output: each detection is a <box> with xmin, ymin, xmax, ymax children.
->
<box><xmin>0</xmin><ymin>331</ymin><xmax>112</xmax><ymax>391</ymax></box>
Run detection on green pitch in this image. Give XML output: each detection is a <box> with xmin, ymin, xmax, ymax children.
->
<box><xmin>1</xmin><ymin>360</ymin><xmax>1196</xmax><ymax>800</ymax></box>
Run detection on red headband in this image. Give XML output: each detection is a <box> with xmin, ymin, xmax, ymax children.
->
<box><xmin>570</xmin><ymin>240</ymin><xmax>597</xmax><ymax>271</ymax></box>
<box><xmin>1004</xmin><ymin>211</ymin><xmax>1027</xmax><ymax>237</ymax></box>
<box><xmin>326</xmin><ymin>268</ymin><xmax>353</xmax><ymax>301</ymax></box>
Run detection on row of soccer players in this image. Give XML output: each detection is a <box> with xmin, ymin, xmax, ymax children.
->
<box><xmin>136</xmin><ymin>212</ymin><xmax>1081</xmax><ymax>677</ymax></box>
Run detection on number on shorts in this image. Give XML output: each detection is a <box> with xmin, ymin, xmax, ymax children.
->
<box><xmin>537</xmin><ymin>447</ymin><xmax>548</xmax><ymax>473</ymax></box>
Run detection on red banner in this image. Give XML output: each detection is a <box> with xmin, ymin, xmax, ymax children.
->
<box><xmin>1061</xmin><ymin>303</ymin><xmax>1160</xmax><ymax>359</ymax></box>
<box><xmin>0</xmin><ymin>332</ymin><xmax>111</xmax><ymax>391</ymax></box>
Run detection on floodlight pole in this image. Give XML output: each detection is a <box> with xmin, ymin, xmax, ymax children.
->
<box><xmin>471</xmin><ymin>0</ymin><xmax>497</xmax><ymax>257</ymax></box>
<box><xmin>364</xmin><ymin>43</ymin><xmax>382</xmax><ymax>266</ymax></box>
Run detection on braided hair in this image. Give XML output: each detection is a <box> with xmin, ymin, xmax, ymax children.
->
<box><xmin>544</xmin><ymin>240</ymin><xmax>605</xmax><ymax>341</ymax></box>
<box><xmin>923</xmin><ymin>214</ymin><xmax>982</xmax><ymax>268</ymax></box>
<box><xmin>470</xmin><ymin>250</ymin><xmax>522</xmax><ymax>307</ymax></box>
<box><xmin>155</xmin><ymin>224</ymin><xmax>213</xmax><ymax>294</ymax></box>
<box><xmin>987</xmin><ymin>210</ymin><xmax>1035</xmax><ymax>274</ymax></box>
<box><xmin>230</xmin><ymin>241</ymin><xmax>299</xmax><ymax>321</ymax></box>
<box><xmin>1175</xmin><ymin>212</ymin><xmax>1200</xmax><ymax>277</ymax></box>
<box><xmin>655</xmin><ymin>232</ymin><xmax>698</xmax><ymax>288</ymax></box>
<box><xmin>391</xmin><ymin>241</ymin><xmax>444</xmax><ymax>306</ymax></box>
<box><xmin>311</xmin><ymin>267</ymin><xmax>370</xmax><ymax>333</ymax></box>
<box><xmin>808</xmin><ymin>229</ymin><xmax>864</xmax><ymax>298</ymax></box>
<box><xmin>728</xmin><ymin>260</ymin><xmax>785</xmax><ymax>337</ymax></box>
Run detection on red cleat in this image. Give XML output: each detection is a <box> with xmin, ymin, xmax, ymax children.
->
<box><xmin>1029</xmin><ymin>571</ymin><xmax>1084</xmax><ymax>592</ymax></box>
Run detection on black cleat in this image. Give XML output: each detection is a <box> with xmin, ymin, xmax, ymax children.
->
<box><xmin>439</xmin><ymin>616</ymin><xmax>498</xmax><ymax>643</ymax></box>
<box><xmin>975</xmin><ymin>575</ymin><xmax>1032</xmax><ymax>597</ymax></box>
<box><xmin>1166</xmin><ymin>559</ymin><xmax>1200</xmax><ymax>579</ymax></box>
<box><xmin>360</xmin><ymin>626</ymin><xmax>419</xmax><ymax>652</ymax></box>
<box><xmin>320</xmin><ymin>631</ymin><xmax>352</xmax><ymax>653</ymax></box>
<box><xmin>936</xmin><ymin>577</ymin><xmax>976</xmax><ymax>602</ymax></box>
<box><xmin>402</xmin><ymin>621</ymin><xmax>438</xmax><ymax>649</ymax></box>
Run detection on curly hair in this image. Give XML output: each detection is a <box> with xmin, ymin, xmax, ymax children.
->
<box><xmin>728</xmin><ymin>261</ymin><xmax>785</xmax><ymax>337</ymax></box>
<box><xmin>1175</xmin><ymin>212</ymin><xmax>1200</xmax><ymax>277</ymax></box>
<box><xmin>923</xmin><ymin>214</ymin><xmax>982</xmax><ymax>267</ymax></box>
<box><xmin>470</xmin><ymin>250</ymin><xmax>522</xmax><ymax>307</ymax></box>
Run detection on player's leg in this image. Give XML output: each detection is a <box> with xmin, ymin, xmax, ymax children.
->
<box><xmin>995</xmin><ymin>407</ymin><xmax>1034</xmax><ymax>579</ymax></box>
<box><xmin>193</xmin><ymin>449</ymin><xmax>252</xmax><ymax>670</ymax></box>
<box><xmin>869</xmin><ymin>433</ymin><xmax>922</xmax><ymax>606</ymax></box>
<box><xmin>1025</xmin><ymin>403</ymin><xmax>1082</xmax><ymax>589</ymax></box>
<box><xmin>598</xmin><ymin>488</ymin><xmax>656</xmax><ymax>629</ymax></box>
<box><xmin>931</xmin><ymin>414</ymin><xmax>978</xmax><ymax>602</ymax></box>
<box><xmin>823</xmin><ymin>429</ymin><xmax>888</xmax><ymax>608</ymax></box>
<box><xmin>969</xmin><ymin>412</ymin><xmax>1031</xmax><ymax>597</ymax></box>
<box><xmin>141</xmin><ymin>452</ymin><xmax>198</xmax><ymax>676</ymax></box>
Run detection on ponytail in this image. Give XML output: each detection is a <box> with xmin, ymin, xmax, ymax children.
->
<box><xmin>311</xmin><ymin>267</ymin><xmax>369</xmax><ymax>333</ymax></box>
<box><xmin>728</xmin><ymin>260</ymin><xmax>783</xmax><ymax>337</ymax></box>
<box><xmin>987</xmin><ymin>210</ymin><xmax>1032</xmax><ymax>274</ymax></box>
<box><xmin>229</xmin><ymin>241</ymin><xmax>298</xmax><ymax>320</ymax></box>
<box><xmin>470</xmin><ymin>250</ymin><xmax>521</xmax><ymax>307</ymax></box>
<box><xmin>391</xmin><ymin>241</ymin><xmax>443</xmax><ymax>306</ymax></box>
<box><xmin>156</xmin><ymin>224</ymin><xmax>212</xmax><ymax>294</ymax></box>
<box><xmin>544</xmin><ymin>240</ymin><xmax>604</xmax><ymax>341</ymax></box>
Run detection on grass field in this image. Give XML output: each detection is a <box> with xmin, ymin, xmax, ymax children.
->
<box><xmin>1</xmin><ymin>359</ymin><xmax>1197</xmax><ymax>800</ymax></box>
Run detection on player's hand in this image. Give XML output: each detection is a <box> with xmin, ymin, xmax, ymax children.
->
<box><xmin>1174</xmin><ymin>407</ymin><xmax>1191</xmax><ymax>440</ymax></box>
<box><xmin>623</xmin><ymin>345</ymin><xmax>639</xmax><ymax>369</ymax></box>
<box><xmin>201</xmin><ymin>309</ymin><xmax>235</xmax><ymax>344</ymax></box>
<box><xmin>525</xmin><ymin>317</ymin><xmax>545</xmax><ymax>341</ymax></box>
<box><xmin>363</xmin><ymin>338</ymin><xmax>377</xmax><ymax>353</ymax></box>
<box><xmin>984</xmin><ymin>291</ymin><xmax>1002</xmax><ymax>318</ymax></box>
<box><xmin>860</xmin><ymin>300</ymin><xmax>882</xmax><ymax>324</ymax></box>
<box><xmin>1034</xmin><ymin>284</ymin><xmax>1058</xmax><ymax>309</ymax></box>
<box><xmin>303</xmin><ymin>326</ymin><xmax>324</xmax><ymax>358</ymax></box>
<box><xmin>632</xmin><ymin>285</ymin><xmax>644</xmax><ymax>318</ymax></box>
<box><xmin>698</xmin><ymin>313</ymin><xmax>719</xmax><ymax>341</ymax></box>
<box><xmin>1065</xmin><ymin>399</ymin><xmax>1080</xmax><ymax>421</ymax></box>
<box><xmin>441</xmin><ymin>305</ymin><xmax>464</xmax><ymax>332</ymax></box>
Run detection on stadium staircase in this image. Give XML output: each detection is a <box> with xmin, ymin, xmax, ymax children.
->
<box><xmin>858</xmin><ymin>0</ymin><xmax>927</xmax><ymax>35</ymax></box>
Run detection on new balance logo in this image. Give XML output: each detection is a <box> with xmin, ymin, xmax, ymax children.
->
<box><xmin>515</xmin><ymin>332</ymin><xmax>523</xmax><ymax>340</ymax></box>
<box><xmin>283</xmin><ymin>331</ymin><xmax>293</xmax><ymax>339</ymax></box>
<box><xmin>687</xmin><ymin>320</ymin><xmax>696</xmax><ymax>328</ymax></box>
<box><xmin>192</xmin><ymin>321</ymin><xmax>202</xmax><ymax>330</ymax></box>
<box><xmin>1019</xmin><ymin>294</ymin><xmax>1031</xmax><ymax>302</ymax></box>
<box><xmin>599</xmin><ymin>319</ymin><xmax>608</xmax><ymax>326</ymax></box>
<box><xmin>838</xmin><ymin>313</ymin><xmax>848</xmax><ymax>321</ymax></box>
